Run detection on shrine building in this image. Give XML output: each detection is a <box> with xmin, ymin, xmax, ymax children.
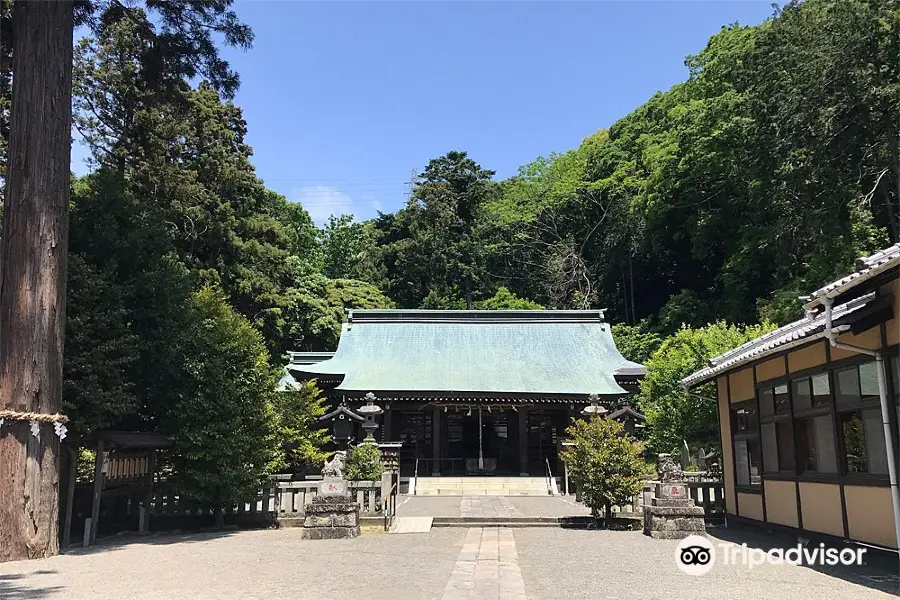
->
<box><xmin>284</xmin><ymin>309</ymin><xmax>645</xmax><ymax>478</ymax></box>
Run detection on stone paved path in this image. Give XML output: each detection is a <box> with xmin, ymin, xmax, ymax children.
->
<box><xmin>440</xmin><ymin>528</ymin><xmax>526</xmax><ymax>600</ymax></box>
<box><xmin>459</xmin><ymin>496</ymin><xmax>524</xmax><ymax>518</ymax></box>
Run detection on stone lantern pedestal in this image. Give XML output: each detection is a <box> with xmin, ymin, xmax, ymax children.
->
<box><xmin>301</xmin><ymin>477</ymin><xmax>360</xmax><ymax>540</ymax></box>
<box><xmin>642</xmin><ymin>454</ymin><xmax>706</xmax><ymax>539</ymax></box>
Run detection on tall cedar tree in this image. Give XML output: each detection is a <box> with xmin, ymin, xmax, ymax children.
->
<box><xmin>0</xmin><ymin>0</ymin><xmax>251</xmax><ymax>562</ymax></box>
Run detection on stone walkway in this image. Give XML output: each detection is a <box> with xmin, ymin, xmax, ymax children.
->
<box><xmin>460</xmin><ymin>497</ymin><xmax>524</xmax><ymax>518</ymax></box>
<box><xmin>441</xmin><ymin>528</ymin><xmax>526</xmax><ymax>600</ymax></box>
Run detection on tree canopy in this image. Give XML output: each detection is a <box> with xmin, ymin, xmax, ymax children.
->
<box><xmin>0</xmin><ymin>0</ymin><xmax>894</xmax><ymax>520</ymax></box>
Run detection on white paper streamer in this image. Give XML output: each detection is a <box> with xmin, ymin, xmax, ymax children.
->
<box><xmin>54</xmin><ymin>421</ymin><xmax>67</xmax><ymax>440</ymax></box>
<box><xmin>29</xmin><ymin>420</ymin><xmax>40</xmax><ymax>437</ymax></box>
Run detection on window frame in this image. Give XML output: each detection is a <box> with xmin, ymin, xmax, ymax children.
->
<box><xmin>731</xmin><ymin>399</ymin><xmax>762</xmax><ymax>491</ymax></box>
<box><xmin>751</xmin><ymin>352</ymin><xmax>895</xmax><ymax>486</ymax></box>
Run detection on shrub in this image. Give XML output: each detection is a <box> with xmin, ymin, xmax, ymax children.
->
<box><xmin>561</xmin><ymin>416</ymin><xmax>644</xmax><ymax>524</ymax></box>
<box><xmin>344</xmin><ymin>442</ymin><xmax>384</xmax><ymax>481</ymax></box>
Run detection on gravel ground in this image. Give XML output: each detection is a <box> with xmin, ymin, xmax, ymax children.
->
<box><xmin>0</xmin><ymin>528</ymin><xmax>465</xmax><ymax>600</ymax></box>
<box><xmin>2</xmin><ymin>523</ymin><xmax>897</xmax><ymax>599</ymax></box>
<box><xmin>514</xmin><ymin>528</ymin><xmax>899</xmax><ymax>600</ymax></box>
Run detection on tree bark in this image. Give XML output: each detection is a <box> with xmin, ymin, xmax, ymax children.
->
<box><xmin>0</xmin><ymin>0</ymin><xmax>74</xmax><ymax>563</ymax></box>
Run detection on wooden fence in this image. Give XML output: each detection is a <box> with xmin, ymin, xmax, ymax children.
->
<box><xmin>145</xmin><ymin>478</ymin><xmax>386</xmax><ymax>519</ymax></box>
<box><xmin>566</xmin><ymin>477</ymin><xmax>725</xmax><ymax>520</ymax></box>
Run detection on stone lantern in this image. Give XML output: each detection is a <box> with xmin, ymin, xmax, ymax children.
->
<box><xmin>357</xmin><ymin>392</ymin><xmax>383</xmax><ymax>442</ymax></box>
<box><xmin>581</xmin><ymin>393</ymin><xmax>608</xmax><ymax>418</ymax></box>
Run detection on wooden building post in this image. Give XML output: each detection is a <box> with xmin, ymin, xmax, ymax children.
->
<box><xmin>61</xmin><ymin>444</ymin><xmax>78</xmax><ymax>549</ymax></box>
<box><xmin>383</xmin><ymin>405</ymin><xmax>392</xmax><ymax>441</ymax></box>
<box><xmin>431</xmin><ymin>405</ymin><xmax>441</xmax><ymax>476</ymax></box>
<box><xmin>89</xmin><ymin>440</ymin><xmax>105</xmax><ymax>544</ymax></box>
<box><xmin>518</xmin><ymin>406</ymin><xmax>529</xmax><ymax>475</ymax></box>
<box><xmin>140</xmin><ymin>449</ymin><xmax>156</xmax><ymax>534</ymax></box>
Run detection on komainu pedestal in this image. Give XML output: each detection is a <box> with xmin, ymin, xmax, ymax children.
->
<box><xmin>642</xmin><ymin>455</ymin><xmax>706</xmax><ymax>539</ymax></box>
<box><xmin>300</xmin><ymin>478</ymin><xmax>360</xmax><ymax>540</ymax></box>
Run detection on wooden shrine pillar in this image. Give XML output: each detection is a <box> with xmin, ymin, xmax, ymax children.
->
<box><xmin>383</xmin><ymin>404</ymin><xmax>392</xmax><ymax>441</ymax></box>
<box><xmin>61</xmin><ymin>444</ymin><xmax>78</xmax><ymax>549</ymax></box>
<box><xmin>140</xmin><ymin>449</ymin><xmax>156</xmax><ymax>534</ymax></box>
<box><xmin>518</xmin><ymin>406</ymin><xmax>529</xmax><ymax>476</ymax></box>
<box><xmin>431</xmin><ymin>405</ymin><xmax>441</xmax><ymax>475</ymax></box>
<box><xmin>89</xmin><ymin>440</ymin><xmax>105</xmax><ymax>544</ymax></box>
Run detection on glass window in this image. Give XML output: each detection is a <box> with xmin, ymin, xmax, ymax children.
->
<box><xmin>760</xmin><ymin>421</ymin><xmax>797</xmax><ymax>473</ymax></box>
<box><xmin>735</xmin><ymin>438</ymin><xmax>762</xmax><ymax>487</ymax></box>
<box><xmin>761</xmin><ymin>423</ymin><xmax>777</xmax><ymax>472</ymax></box>
<box><xmin>797</xmin><ymin>415</ymin><xmax>838</xmax><ymax>474</ymax></box>
<box><xmin>840</xmin><ymin>409</ymin><xmax>888</xmax><ymax>475</ymax></box>
<box><xmin>760</xmin><ymin>387</ymin><xmax>774</xmax><ymax>417</ymax></box>
<box><xmin>859</xmin><ymin>362</ymin><xmax>880</xmax><ymax>404</ymax></box>
<box><xmin>836</xmin><ymin>366</ymin><xmax>861</xmax><ymax>408</ymax></box>
<box><xmin>793</xmin><ymin>377</ymin><xmax>812</xmax><ymax>412</ymax></box>
<box><xmin>761</xmin><ymin>421</ymin><xmax>795</xmax><ymax>473</ymax></box>
<box><xmin>811</xmin><ymin>373</ymin><xmax>831</xmax><ymax>407</ymax></box>
<box><xmin>774</xmin><ymin>384</ymin><xmax>790</xmax><ymax>413</ymax></box>
<box><xmin>776</xmin><ymin>420</ymin><xmax>796</xmax><ymax>472</ymax></box>
<box><xmin>731</xmin><ymin>404</ymin><xmax>758</xmax><ymax>433</ymax></box>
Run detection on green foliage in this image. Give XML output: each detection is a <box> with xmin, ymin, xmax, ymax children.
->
<box><xmin>638</xmin><ymin>321</ymin><xmax>776</xmax><ymax>455</ymax></box>
<box><xmin>475</xmin><ymin>287</ymin><xmax>543</xmax><ymax>310</ymax></box>
<box><xmin>611</xmin><ymin>323</ymin><xmax>663</xmax><ymax>365</ymax></box>
<box><xmin>560</xmin><ymin>417</ymin><xmax>645</xmax><ymax>522</ymax></box>
<box><xmin>271</xmin><ymin>379</ymin><xmax>331</xmax><ymax>473</ymax></box>
<box><xmin>318</xmin><ymin>214</ymin><xmax>384</xmax><ymax>282</ymax></box>
<box><xmin>378</xmin><ymin>151</ymin><xmax>497</xmax><ymax>309</ymax></box>
<box><xmin>76</xmin><ymin>449</ymin><xmax>96</xmax><ymax>483</ymax></box>
<box><xmin>42</xmin><ymin>0</ymin><xmax>900</xmax><ymax>519</ymax></box>
<box><xmin>288</xmin><ymin>274</ymin><xmax>395</xmax><ymax>351</ymax></box>
<box><xmin>344</xmin><ymin>443</ymin><xmax>384</xmax><ymax>481</ymax></box>
<box><xmin>163</xmin><ymin>287</ymin><xmax>279</xmax><ymax>512</ymax></box>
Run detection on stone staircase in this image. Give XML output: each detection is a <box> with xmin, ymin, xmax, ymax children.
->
<box><xmin>414</xmin><ymin>476</ymin><xmax>551</xmax><ymax>496</ymax></box>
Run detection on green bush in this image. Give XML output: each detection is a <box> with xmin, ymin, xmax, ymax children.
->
<box><xmin>344</xmin><ymin>443</ymin><xmax>384</xmax><ymax>481</ymax></box>
<box><xmin>561</xmin><ymin>417</ymin><xmax>645</xmax><ymax>524</ymax></box>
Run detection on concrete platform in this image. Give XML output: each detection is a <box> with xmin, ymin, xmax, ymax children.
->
<box><xmin>397</xmin><ymin>494</ymin><xmax>592</xmax><ymax>520</ymax></box>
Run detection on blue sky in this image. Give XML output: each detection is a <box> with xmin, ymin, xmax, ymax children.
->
<box><xmin>73</xmin><ymin>1</ymin><xmax>776</xmax><ymax>224</ymax></box>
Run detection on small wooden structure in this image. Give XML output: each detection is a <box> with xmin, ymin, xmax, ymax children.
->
<box><xmin>607</xmin><ymin>405</ymin><xmax>646</xmax><ymax>437</ymax></box>
<box><xmin>64</xmin><ymin>430</ymin><xmax>172</xmax><ymax>547</ymax></box>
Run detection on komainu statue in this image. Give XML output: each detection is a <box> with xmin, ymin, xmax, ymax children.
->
<box><xmin>657</xmin><ymin>453</ymin><xmax>683</xmax><ymax>483</ymax></box>
<box><xmin>322</xmin><ymin>450</ymin><xmax>347</xmax><ymax>478</ymax></box>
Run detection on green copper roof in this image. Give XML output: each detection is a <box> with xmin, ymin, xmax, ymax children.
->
<box><xmin>289</xmin><ymin>310</ymin><xmax>644</xmax><ymax>398</ymax></box>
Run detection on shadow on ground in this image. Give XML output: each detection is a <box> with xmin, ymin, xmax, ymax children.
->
<box><xmin>0</xmin><ymin>572</ymin><xmax>63</xmax><ymax>599</ymax></box>
<box><xmin>62</xmin><ymin>526</ymin><xmax>247</xmax><ymax>557</ymax></box>
<box><xmin>709</xmin><ymin>523</ymin><xmax>900</xmax><ymax>596</ymax></box>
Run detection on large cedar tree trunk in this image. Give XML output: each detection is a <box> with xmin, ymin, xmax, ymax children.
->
<box><xmin>0</xmin><ymin>0</ymin><xmax>74</xmax><ymax>562</ymax></box>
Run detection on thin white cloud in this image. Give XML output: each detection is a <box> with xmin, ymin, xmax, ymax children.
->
<box><xmin>290</xmin><ymin>185</ymin><xmax>384</xmax><ymax>224</ymax></box>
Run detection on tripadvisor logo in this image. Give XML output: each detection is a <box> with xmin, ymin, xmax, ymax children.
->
<box><xmin>675</xmin><ymin>534</ymin><xmax>866</xmax><ymax>576</ymax></box>
<box><xmin>676</xmin><ymin>536</ymin><xmax>715</xmax><ymax>576</ymax></box>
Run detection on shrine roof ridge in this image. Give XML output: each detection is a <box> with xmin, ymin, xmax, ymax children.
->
<box><xmin>346</xmin><ymin>308</ymin><xmax>608</xmax><ymax>324</ymax></box>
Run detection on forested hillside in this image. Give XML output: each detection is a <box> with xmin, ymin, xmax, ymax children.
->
<box><xmin>0</xmin><ymin>0</ymin><xmax>897</xmax><ymax>468</ymax></box>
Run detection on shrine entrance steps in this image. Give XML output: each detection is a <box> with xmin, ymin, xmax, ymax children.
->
<box><xmin>414</xmin><ymin>476</ymin><xmax>550</xmax><ymax>496</ymax></box>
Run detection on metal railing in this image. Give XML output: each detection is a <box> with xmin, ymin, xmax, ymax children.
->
<box><xmin>383</xmin><ymin>479</ymin><xmax>399</xmax><ymax>532</ymax></box>
<box><xmin>545</xmin><ymin>457</ymin><xmax>558</xmax><ymax>495</ymax></box>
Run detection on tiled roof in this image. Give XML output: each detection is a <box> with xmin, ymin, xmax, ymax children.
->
<box><xmin>802</xmin><ymin>243</ymin><xmax>900</xmax><ymax>310</ymax></box>
<box><xmin>288</xmin><ymin>309</ymin><xmax>644</xmax><ymax>397</ymax></box>
<box><xmin>681</xmin><ymin>293</ymin><xmax>874</xmax><ymax>388</ymax></box>
<box><xmin>683</xmin><ymin>243</ymin><xmax>900</xmax><ymax>388</ymax></box>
